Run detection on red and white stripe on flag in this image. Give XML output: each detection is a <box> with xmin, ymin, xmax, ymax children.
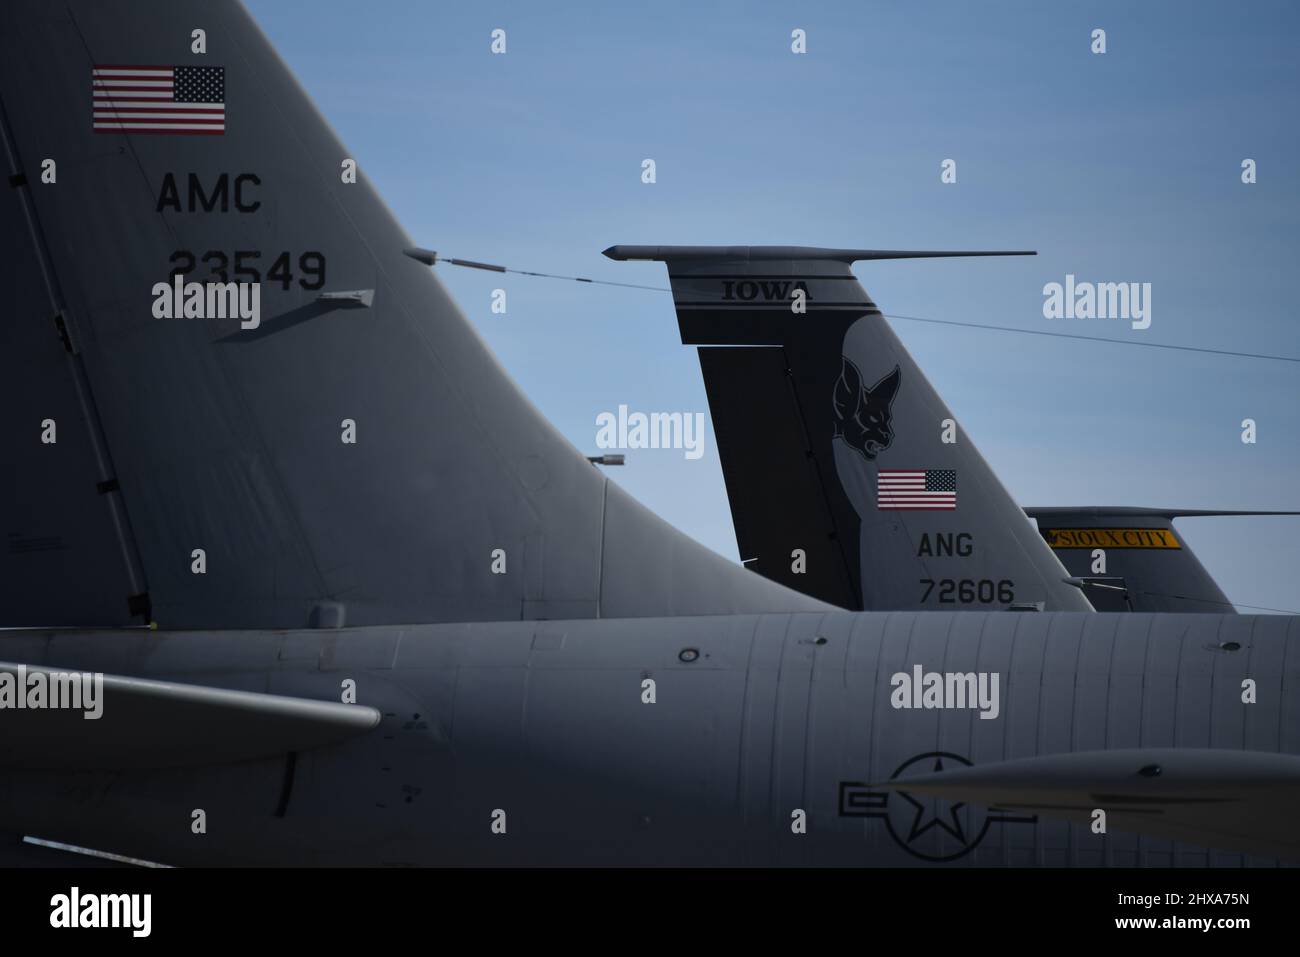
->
<box><xmin>877</xmin><ymin>469</ymin><xmax>958</xmax><ymax>510</ymax></box>
<box><xmin>93</xmin><ymin>65</ymin><xmax>225</xmax><ymax>134</ymax></box>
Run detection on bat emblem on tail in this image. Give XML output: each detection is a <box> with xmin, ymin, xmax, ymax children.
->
<box><xmin>833</xmin><ymin>359</ymin><xmax>900</xmax><ymax>460</ymax></box>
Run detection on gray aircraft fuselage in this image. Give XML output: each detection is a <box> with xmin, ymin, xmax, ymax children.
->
<box><xmin>2</xmin><ymin>610</ymin><xmax>1293</xmax><ymax>866</ymax></box>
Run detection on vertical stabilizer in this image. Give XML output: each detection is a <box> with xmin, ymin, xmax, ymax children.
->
<box><xmin>606</xmin><ymin>245</ymin><xmax>1092</xmax><ymax>612</ymax></box>
<box><xmin>1027</xmin><ymin>507</ymin><xmax>1300</xmax><ymax>613</ymax></box>
<box><xmin>0</xmin><ymin>2</ymin><xmax>827</xmax><ymax>628</ymax></box>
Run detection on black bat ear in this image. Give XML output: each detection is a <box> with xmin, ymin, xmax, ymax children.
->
<box><xmin>867</xmin><ymin>365</ymin><xmax>901</xmax><ymax>404</ymax></box>
<box><xmin>833</xmin><ymin>356</ymin><xmax>864</xmax><ymax>422</ymax></box>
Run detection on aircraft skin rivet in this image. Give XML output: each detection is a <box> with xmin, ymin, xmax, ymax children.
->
<box><xmin>678</xmin><ymin>648</ymin><xmax>699</xmax><ymax>663</ymax></box>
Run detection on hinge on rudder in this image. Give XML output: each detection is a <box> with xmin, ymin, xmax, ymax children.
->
<box><xmin>52</xmin><ymin>312</ymin><xmax>75</xmax><ymax>353</ymax></box>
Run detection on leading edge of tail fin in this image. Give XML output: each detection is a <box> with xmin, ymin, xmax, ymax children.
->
<box><xmin>606</xmin><ymin>245</ymin><xmax>1092</xmax><ymax>612</ymax></box>
<box><xmin>0</xmin><ymin>2</ymin><xmax>828</xmax><ymax>629</ymax></box>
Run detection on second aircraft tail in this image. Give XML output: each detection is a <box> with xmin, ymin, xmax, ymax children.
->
<box><xmin>606</xmin><ymin>245</ymin><xmax>1092</xmax><ymax>612</ymax></box>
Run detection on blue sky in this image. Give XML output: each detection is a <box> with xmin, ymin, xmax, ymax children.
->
<box><xmin>249</xmin><ymin>0</ymin><xmax>1300</xmax><ymax>613</ymax></box>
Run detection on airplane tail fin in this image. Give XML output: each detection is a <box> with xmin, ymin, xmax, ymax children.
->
<box><xmin>0</xmin><ymin>2</ymin><xmax>826</xmax><ymax>629</ymax></box>
<box><xmin>1027</xmin><ymin>507</ymin><xmax>1300</xmax><ymax>612</ymax></box>
<box><xmin>605</xmin><ymin>245</ymin><xmax>1093</xmax><ymax>611</ymax></box>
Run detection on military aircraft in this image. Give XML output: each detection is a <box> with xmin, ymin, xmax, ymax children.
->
<box><xmin>624</xmin><ymin>244</ymin><xmax>1298</xmax><ymax>614</ymax></box>
<box><xmin>1</xmin><ymin>0</ymin><xmax>1297</xmax><ymax>867</ymax></box>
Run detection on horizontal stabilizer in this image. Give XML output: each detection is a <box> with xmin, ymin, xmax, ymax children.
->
<box><xmin>1026</xmin><ymin>507</ymin><xmax>1300</xmax><ymax>519</ymax></box>
<box><xmin>0</xmin><ymin>662</ymin><xmax>379</xmax><ymax>771</ymax></box>
<box><xmin>872</xmin><ymin>748</ymin><xmax>1300</xmax><ymax>860</ymax></box>
<box><xmin>603</xmin><ymin>246</ymin><xmax>1035</xmax><ymax>263</ymax></box>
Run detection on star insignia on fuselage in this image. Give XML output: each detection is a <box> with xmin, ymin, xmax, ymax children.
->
<box><xmin>898</xmin><ymin>755</ymin><xmax>966</xmax><ymax>844</ymax></box>
<box><xmin>837</xmin><ymin>750</ymin><xmax>1037</xmax><ymax>862</ymax></box>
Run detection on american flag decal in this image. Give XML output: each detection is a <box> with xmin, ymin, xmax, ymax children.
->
<box><xmin>93</xmin><ymin>65</ymin><xmax>225</xmax><ymax>134</ymax></box>
<box><xmin>877</xmin><ymin>469</ymin><xmax>957</xmax><ymax>510</ymax></box>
